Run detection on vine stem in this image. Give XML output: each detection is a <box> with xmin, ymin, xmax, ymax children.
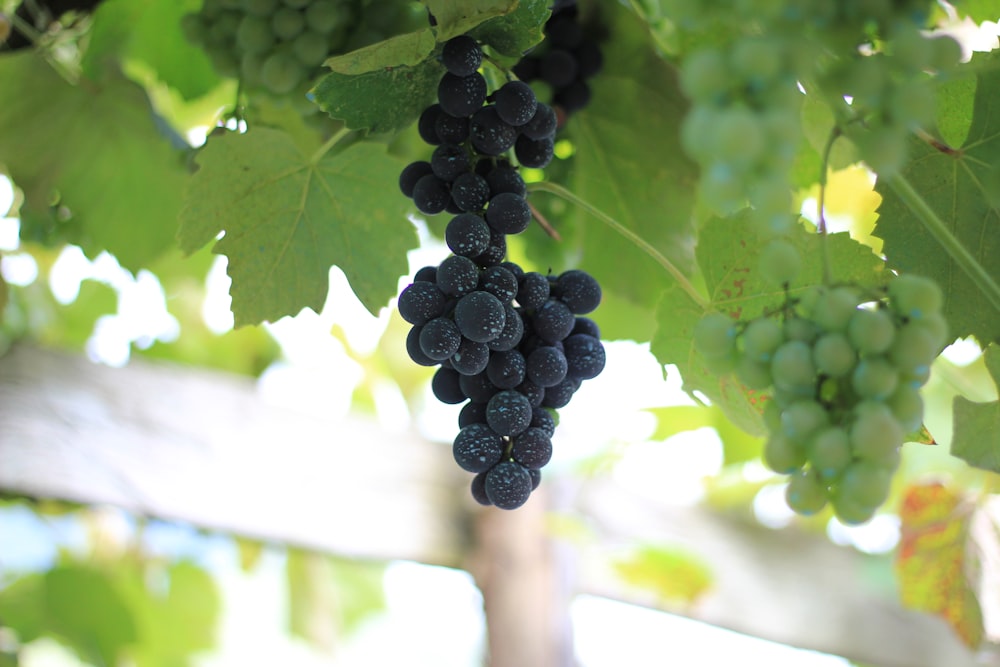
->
<box><xmin>309</xmin><ymin>126</ymin><xmax>352</xmax><ymax>164</ymax></box>
<box><xmin>816</xmin><ymin>126</ymin><xmax>841</xmax><ymax>286</ymax></box>
<box><xmin>528</xmin><ymin>180</ymin><xmax>709</xmax><ymax>308</ymax></box>
<box><xmin>884</xmin><ymin>172</ymin><xmax>1000</xmax><ymax>313</ymax></box>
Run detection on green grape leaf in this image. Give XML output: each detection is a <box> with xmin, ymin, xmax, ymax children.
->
<box><xmin>0</xmin><ymin>574</ymin><xmax>45</xmax><ymax>644</ymax></box>
<box><xmin>896</xmin><ymin>482</ymin><xmax>984</xmax><ymax>649</ymax></box>
<box><xmin>44</xmin><ymin>566</ymin><xmax>138</xmax><ymax>665</ymax></box>
<box><xmin>82</xmin><ymin>0</ymin><xmax>218</xmax><ymax>100</ymax></box>
<box><xmin>935</xmin><ymin>72</ymin><xmax>977</xmax><ymax>149</ymax></box>
<box><xmin>468</xmin><ymin>0</ymin><xmax>551</xmax><ymax>57</ymax></box>
<box><xmin>651</xmin><ymin>214</ymin><xmax>887</xmax><ymax>433</ymax></box>
<box><xmin>178</xmin><ymin>129</ymin><xmax>416</xmax><ymax>325</ymax></box>
<box><xmin>551</xmin><ymin>3</ymin><xmax>696</xmax><ymax>339</ymax></box>
<box><xmin>323</xmin><ymin>29</ymin><xmax>438</xmax><ymax>75</ymax></box>
<box><xmin>951</xmin><ymin>345</ymin><xmax>1000</xmax><ymax>472</ymax></box>
<box><xmin>0</xmin><ymin>53</ymin><xmax>187</xmax><ymax>272</ymax></box>
<box><xmin>874</xmin><ymin>50</ymin><xmax>1000</xmax><ymax>344</ymax></box>
<box><xmin>952</xmin><ymin>0</ymin><xmax>1000</xmax><ymax>22</ymax></box>
<box><xmin>312</xmin><ymin>57</ymin><xmax>445</xmax><ymax>134</ymax></box>
<box><xmin>612</xmin><ymin>543</ymin><xmax>713</xmax><ymax>607</ymax></box>
<box><xmin>645</xmin><ymin>404</ymin><xmax>763</xmax><ymax>465</ymax></box>
<box><xmin>422</xmin><ymin>0</ymin><xmax>516</xmax><ymax>42</ymax></box>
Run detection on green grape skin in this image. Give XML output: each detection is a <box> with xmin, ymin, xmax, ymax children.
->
<box><xmin>693</xmin><ymin>313</ymin><xmax>737</xmax><ymax>359</ymax></box>
<box><xmin>886</xmin><ymin>384</ymin><xmax>923</xmax><ymax>434</ymax></box>
<box><xmin>785</xmin><ymin>468</ymin><xmax>828</xmax><ymax>515</ymax></box>
<box><xmin>731</xmin><ymin>36</ymin><xmax>783</xmax><ymax>85</ymax></box>
<box><xmin>763</xmin><ymin>399</ymin><xmax>782</xmax><ymax>431</ymax></box>
<box><xmin>260</xmin><ymin>51</ymin><xmax>304</xmax><ymax>94</ymax></box>
<box><xmin>847</xmin><ymin>307</ymin><xmax>895</xmax><ymax>356</ymax></box>
<box><xmin>771</xmin><ymin>340</ymin><xmax>816</xmax><ymax>396</ymax></box>
<box><xmin>764</xmin><ymin>432</ymin><xmax>806</xmax><ymax>474</ymax></box>
<box><xmin>784</xmin><ymin>316</ymin><xmax>819</xmax><ymax>344</ymax></box>
<box><xmin>888</xmin><ymin>324</ymin><xmax>939</xmax><ymax>376</ymax></box>
<box><xmin>808</xmin><ymin>427</ymin><xmax>852</xmax><ymax>481</ymax></box>
<box><xmin>272</xmin><ymin>6</ymin><xmax>305</xmax><ymax>40</ymax></box>
<box><xmin>244</xmin><ymin>0</ymin><xmax>279</xmax><ymax>17</ymax></box>
<box><xmin>851</xmin><ymin>357</ymin><xmax>899</xmax><ymax>401</ymax></box>
<box><xmin>812</xmin><ymin>332</ymin><xmax>856</xmax><ymax>378</ymax></box>
<box><xmin>208</xmin><ymin>48</ymin><xmax>240</xmax><ymax>77</ymax></box>
<box><xmin>849</xmin><ymin>401</ymin><xmax>903</xmax><ymax>465</ymax></box>
<box><xmin>912</xmin><ymin>312</ymin><xmax>949</xmax><ymax>350</ymax></box>
<box><xmin>305</xmin><ymin>0</ymin><xmax>345</xmax><ymax>34</ymax></box>
<box><xmin>237</xmin><ymin>14</ymin><xmax>276</xmax><ymax>54</ymax></box>
<box><xmin>855</xmin><ymin>126</ymin><xmax>909</xmax><ymax>177</ymax></box>
<box><xmin>780</xmin><ymin>399</ymin><xmax>828</xmax><ymax>444</ymax></box>
<box><xmin>240</xmin><ymin>51</ymin><xmax>265</xmax><ymax>86</ymax></box>
<box><xmin>207</xmin><ymin>11</ymin><xmax>241</xmax><ymax>47</ymax></box>
<box><xmin>831</xmin><ymin>492</ymin><xmax>877</xmax><ymax>525</ymax></box>
<box><xmin>742</xmin><ymin>317</ymin><xmax>785</xmax><ymax>363</ymax></box>
<box><xmin>292</xmin><ymin>29</ymin><xmax>330</xmax><ymax>66</ymax></box>
<box><xmin>837</xmin><ymin>460</ymin><xmax>892</xmax><ymax>509</ymax></box>
<box><xmin>811</xmin><ymin>287</ymin><xmax>858</xmax><ymax>333</ymax></box>
<box><xmin>680</xmin><ymin>49</ymin><xmax>730</xmax><ymax>104</ymax></box>
<box><xmin>759</xmin><ymin>239</ymin><xmax>801</xmax><ymax>287</ymax></box>
<box><xmin>928</xmin><ymin>35</ymin><xmax>962</xmax><ymax>71</ymax></box>
<box><xmin>736</xmin><ymin>355</ymin><xmax>773</xmax><ymax>390</ymax></box>
<box><xmin>680</xmin><ymin>107</ymin><xmax>718</xmax><ymax>163</ymax></box>
<box><xmin>712</xmin><ymin>107</ymin><xmax>765</xmax><ymax>165</ymax></box>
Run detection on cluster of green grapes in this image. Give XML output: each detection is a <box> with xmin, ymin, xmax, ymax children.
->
<box><xmin>181</xmin><ymin>0</ymin><xmax>422</xmax><ymax>110</ymax></box>
<box><xmin>672</xmin><ymin>0</ymin><xmax>961</xmax><ymax>233</ymax></box>
<box><xmin>694</xmin><ymin>265</ymin><xmax>948</xmax><ymax>524</ymax></box>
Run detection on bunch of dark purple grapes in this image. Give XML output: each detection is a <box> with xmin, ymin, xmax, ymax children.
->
<box><xmin>512</xmin><ymin>1</ymin><xmax>603</xmax><ymax>115</ymax></box>
<box><xmin>396</xmin><ymin>33</ymin><xmax>606</xmax><ymax>509</ymax></box>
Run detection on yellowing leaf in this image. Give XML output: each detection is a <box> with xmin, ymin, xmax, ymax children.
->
<box><xmin>178</xmin><ymin>130</ymin><xmax>417</xmax><ymax>325</ymax></box>
<box><xmin>613</xmin><ymin>544</ymin><xmax>713</xmax><ymax>607</ymax></box>
<box><xmin>895</xmin><ymin>483</ymin><xmax>984</xmax><ymax>648</ymax></box>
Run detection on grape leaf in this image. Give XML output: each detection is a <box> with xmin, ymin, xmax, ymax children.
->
<box><xmin>312</xmin><ymin>57</ymin><xmax>445</xmax><ymax>134</ymax></box>
<box><xmin>612</xmin><ymin>543</ymin><xmax>713</xmax><ymax>606</ymax></box>
<box><xmin>0</xmin><ymin>53</ymin><xmax>187</xmax><ymax>272</ymax></box>
<box><xmin>178</xmin><ymin>129</ymin><xmax>416</xmax><ymax>325</ymax></box>
<box><xmin>651</xmin><ymin>215</ymin><xmax>887</xmax><ymax>434</ymax></box>
<box><xmin>469</xmin><ymin>0</ymin><xmax>551</xmax><ymax>57</ymax></box>
<box><xmin>554</xmin><ymin>3</ymin><xmax>696</xmax><ymax>337</ymax></box>
<box><xmin>895</xmin><ymin>483</ymin><xmax>984</xmax><ymax>649</ymax></box>
<box><xmin>323</xmin><ymin>29</ymin><xmax>438</xmax><ymax>75</ymax></box>
<box><xmin>645</xmin><ymin>404</ymin><xmax>762</xmax><ymax>465</ymax></box>
<box><xmin>874</xmin><ymin>50</ymin><xmax>1000</xmax><ymax>345</ymax></box>
<box><xmin>952</xmin><ymin>0</ymin><xmax>1000</xmax><ymax>22</ymax></box>
<box><xmin>422</xmin><ymin>0</ymin><xmax>516</xmax><ymax>42</ymax></box>
<box><xmin>951</xmin><ymin>345</ymin><xmax>1000</xmax><ymax>472</ymax></box>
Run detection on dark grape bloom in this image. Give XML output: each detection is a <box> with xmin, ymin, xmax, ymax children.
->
<box><xmin>453</xmin><ymin>423</ymin><xmax>504</xmax><ymax>472</ymax></box>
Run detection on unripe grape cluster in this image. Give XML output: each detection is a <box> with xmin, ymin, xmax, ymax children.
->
<box><xmin>397</xmin><ymin>32</ymin><xmax>606</xmax><ymax>510</ymax></box>
<box><xmin>181</xmin><ymin>0</ymin><xmax>421</xmax><ymax>108</ymax></box>
<box><xmin>694</xmin><ymin>273</ymin><xmax>948</xmax><ymax>524</ymax></box>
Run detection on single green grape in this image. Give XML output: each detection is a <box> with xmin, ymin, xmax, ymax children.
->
<box><xmin>928</xmin><ymin>35</ymin><xmax>962</xmax><ymax>71</ymax></box>
<box><xmin>240</xmin><ymin>51</ymin><xmax>265</xmax><ymax>86</ymax></box>
<box><xmin>292</xmin><ymin>29</ymin><xmax>330</xmax><ymax>67</ymax></box>
<box><xmin>759</xmin><ymin>239</ymin><xmax>801</xmax><ymax>287</ymax></box>
<box><xmin>207</xmin><ymin>11</ymin><xmax>241</xmax><ymax>46</ymax></box>
<box><xmin>781</xmin><ymin>399</ymin><xmax>828</xmax><ymax>444</ymax></box>
<box><xmin>305</xmin><ymin>0</ymin><xmax>347</xmax><ymax>34</ymax></box>
<box><xmin>272</xmin><ymin>6</ymin><xmax>305</xmax><ymax>40</ymax></box>
<box><xmin>771</xmin><ymin>340</ymin><xmax>816</xmax><ymax>396</ymax></box>
<box><xmin>849</xmin><ymin>401</ymin><xmax>903</xmax><ymax>465</ymax></box>
<box><xmin>742</xmin><ymin>317</ymin><xmax>785</xmax><ymax>363</ymax></box>
<box><xmin>237</xmin><ymin>14</ymin><xmax>276</xmax><ymax>54</ymax></box>
<box><xmin>811</xmin><ymin>286</ymin><xmax>858</xmax><ymax>333</ymax></box>
<box><xmin>837</xmin><ymin>460</ymin><xmax>893</xmax><ymax>509</ymax></box>
<box><xmin>693</xmin><ymin>313</ymin><xmax>737</xmax><ymax>359</ymax></box>
<box><xmin>736</xmin><ymin>355</ymin><xmax>773</xmax><ymax>390</ymax></box>
<box><xmin>847</xmin><ymin>307</ymin><xmax>895</xmax><ymax>356</ymax></box>
<box><xmin>784</xmin><ymin>316</ymin><xmax>819</xmax><ymax>344</ymax></box>
<box><xmin>260</xmin><ymin>51</ymin><xmax>304</xmax><ymax>94</ymax></box>
<box><xmin>889</xmin><ymin>324</ymin><xmax>939</xmax><ymax>376</ymax></box>
<box><xmin>831</xmin><ymin>492</ymin><xmax>877</xmax><ymax>525</ymax></box>
<box><xmin>244</xmin><ymin>0</ymin><xmax>279</xmax><ymax>17</ymax></box>
<box><xmin>764</xmin><ymin>432</ymin><xmax>807</xmax><ymax>474</ymax></box>
<box><xmin>712</xmin><ymin>107</ymin><xmax>765</xmax><ymax>165</ymax></box>
<box><xmin>731</xmin><ymin>36</ymin><xmax>783</xmax><ymax>84</ymax></box>
<box><xmin>812</xmin><ymin>332</ymin><xmax>856</xmax><ymax>378</ymax></box>
<box><xmin>785</xmin><ymin>468</ymin><xmax>828</xmax><ymax>515</ymax></box>
<box><xmin>851</xmin><ymin>357</ymin><xmax>899</xmax><ymax>401</ymax></box>
<box><xmin>680</xmin><ymin>48</ymin><xmax>730</xmax><ymax>104</ymax></box>
<box><xmin>808</xmin><ymin>427</ymin><xmax>852</xmax><ymax>481</ymax></box>
<box><xmin>889</xmin><ymin>274</ymin><xmax>943</xmax><ymax>320</ymax></box>
<box><xmin>886</xmin><ymin>384</ymin><xmax>923</xmax><ymax>434</ymax></box>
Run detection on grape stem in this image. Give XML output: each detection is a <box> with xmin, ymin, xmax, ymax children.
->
<box><xmin>816</xmin><ymin>126</ymin><xmax>841</xmax><ymax>287</ymax></box>
<box><xmin>309</xmin><ymin>126</ymin><xmax>352</xmax><ymax>164</ymax></box>
<box><xmin>884</xmin><ymin>173</ymin><xmax>1000</xmax><ymax>313</ymax></box>
<box><xmin>527</xmin><ymin>201</ymin><xmax>562</xmax><ymax>241</ymax></box>
<box><xmin>528</xmin><ymin>180</ymin><xmax>709</xmax><ymax>308</ymax></box>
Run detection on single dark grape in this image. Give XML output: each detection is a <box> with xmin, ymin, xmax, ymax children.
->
<box><xmin>564</xmin><ymin>333</ymin><xmax>606</xmax><ymax>380</ymax></box>
<box><xmin>546</xmin><ymin>15</ymin><xmax>583</xmax><ymax>49</ymax></box>
<box><xmin>486</xmin><ymin>192</ymin><xmax>532</xmax><ymax>235</ymax></box>
<box><xmin>554</xmin><ymin>80</ymin><xmax>591</xmax><ymax>112</ymax></box>
<box><xmin>512</xmin><ymin>56</ymin><xmax>539</xmax><ymax>82</ymax></box>
<box><xmin>454</xmin><ymin>291</ymin><xmax>506</xmax><ymax>343</ymax></box>
<box><xmin>530</xmin><ymin>406</ymin><xmax>556</xmax><ymax>437</ymax></box>
<box><xmin>459</xmin><ymin>371</ymin><xmax>500</xmax><ymax>403</ymax></box>
<box><xmin>487</xmin><ymin>349</ymin><xmax>527</xmax><ymax>389</ymax></box>
<box><xmin>435</xmin><ymin>112</ymin><xmax>471</xmax><ymax>145</ymax></box>
<box><xmin>500</xmin><ymin>261</ymin><xmax>524</xmax><ymax>282</ymax></box>
<box><xmin>542</xmin><ymin>376</ymin><xmax>579</xmax><ymax>408</ymax></box>
<box><xmin>405</xmin><ymin>325</ymin><xmax>436</xmax><ymax>366</ymax></box>
<box><xmin>532</xmin><ymin>298</ymin><xmax>576</xmax><ymax>343</ymax></box>
<box><xmin>487</xmin><ymin>304</ymin><xmax>525</xmax><ymax>352</ymax></box>
<box><xmin>529</xmin><ymin>468</ymin><xmax>542</xmax><ymax>490</ymax></box>
<box><xmin>419</xmin><ymin>317</ymin><xmax>462</xmax><ymax>361</ymax></box>
<box><xmin>418</xmin><ymin>104</ymin><xmax>444</xmax><ymax>145</ymax></box>
<box><xmin>472</xmin><ymin>229</ymin><xmax>507</xmax><ymax>268</ymax></box>
<box><xmin>441</xmin><ymin>34</ymin><xmax>483</xmax><ymax>76</ymax></box>
<box><xmin>397</xmin><ymin>280</ymin><xmax>446</xmax><ymax>325</ymax></box>
<box><xmin>574</xmin><ymin>42</ymin><xmax>603</xmax><ymax>78</ymax></box>
<box><xmin>450</xmin><ymin>172</ymin><xmax>491</xmax><ymax>212</ymax></box>
<box><xmin>572</xmin><ymin>317</ymin><xmax>600</xmax><ymax>338</ymax></box>
<box><xmin>512</xmin><ymin>427</ymin><xmax>553</xmax><ymax>469</ymax></box>
<box><xmin>471</xmin><ymin>471</ymin><xmax>492</xmax><ymax>505</ymax></box>
<box><xmin>399</xmin><ymin>161</ymin><xmax>433</xmax><ymax>198</ymax></box>
<box><xmin>540</xmin><ymin>49</ymin><xmax>578</xmax><ymax>87</ymax></box>
<box><xmin>445</xmin><ymin>213</ymin><xmax>491</xmax><ymax>258</ymax></box>
<box><xmin>459</xmin><ymin>401</ymin><xmax>488</xmax><ymax>428</ymax></box>
<box><xmin>451</xmin><ymin>338</ymin><xmax>491</xmax><ymax>375</ymax></box>
<box><xmin>438</xmin><ymin>72</ymin><xmax>488</xmax><ymax>118</ymax></box>
<box><xmin>478</xmin><ymin>265</ymin><xmax>519</xmax><ymax>304</ymax></box>
<box><xmin>486</xmin><ymin>389</ymin><xmax>533</xmax><ymax>436</ymax></box>
<box><xmin>431</xmin><ymin>144</ymin><xmax>471</xmax><ymax>182</ymax></box>
<box><xmin>527</xmin><ymin>345</ymin><xmax>569</xmax><ymax>387</ymax></box>
<box><xmin>414</xmin><ymin>265</ymin><xmax>437</xmax><ymax>283</ymax></box>
<box><xmin>432</xmin><ymin>366</ymin><xmax>466</xmax><ymax>404</ymax></box>
<box><xmin>495</xmin><ymin>80</ymin><xmax>538</xmax><ymax>127</ymax></box>
<box><xmin>412</xmin><ymin>174</ymin><xmax>450</xmax><ymax>215</ymax></box>
<box><xmin>515</xmin><ymin>135</ymin><xmax>554</xmax><ymax>168</ymax></box>
<box><xmin>517</xmin><ymin>273</ymin><xmax>550</xmax><ymax>310</ymax></box>
<box><xmin>437</xmin><ymin>255</ymin><xmax>480</xmax><ymax>297</ymax></box>
<box><xmin>521</xmin><ymin>103</ymin><xmax>558</xmax><ymax>141</ymax></box>
<box><xmin>485</xmin><ymin>460</ymin><xmax>533</xmax><ymax>509</ymax></box>
<box><xmin>557</xmin><ymin>269</ymin><xmax>602</xmax><ymax>314</ymax></box>
<box><xmin>453</xmin><ymin>423</ymin><xmax>504</xmax><ymax>472</ymax></box>
<box><xmin>485</xmin><ymin>164</ymin><xmax>528</xmax><ymax>198</ymax></box>
<box><xmin>470</xmin><ymin>106</ymin><xmax>518</xmax><ymax>156</ymax></box>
